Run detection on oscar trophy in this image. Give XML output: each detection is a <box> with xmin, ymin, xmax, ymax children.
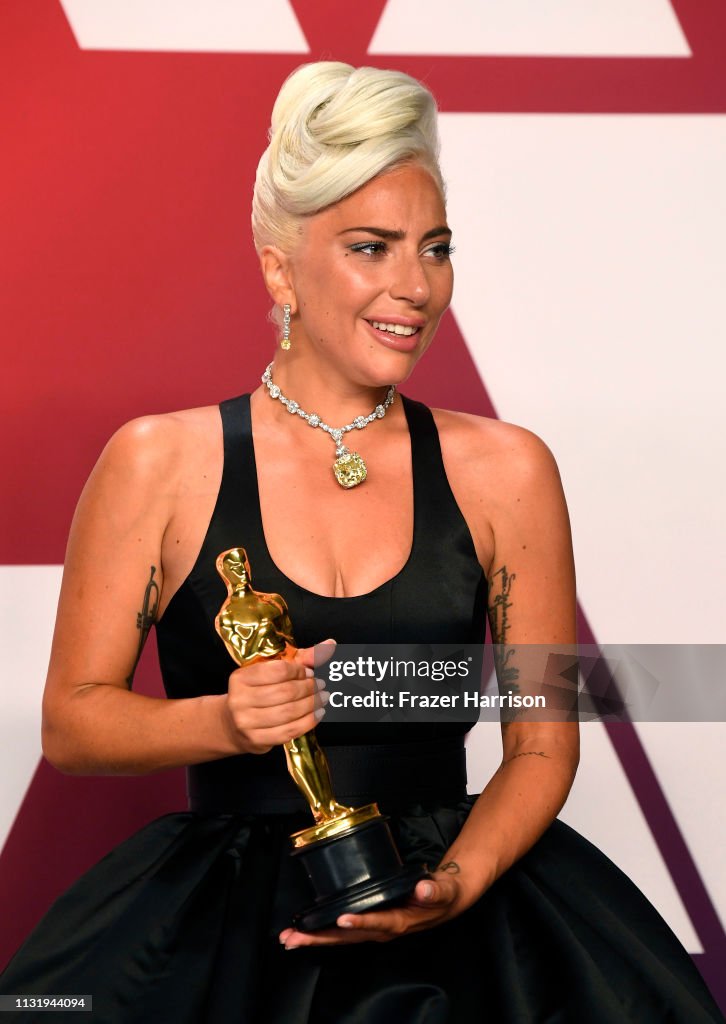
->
<box><xmin>214</xmin><ymin>547</ymin><xmax>427</xmax><ymax>931</ymax></box>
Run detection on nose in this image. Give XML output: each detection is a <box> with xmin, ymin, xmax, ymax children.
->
<box><xmin>389</xmin><ymin>251</ymin><xmax>430</xmax><ymax>306</ymax></box>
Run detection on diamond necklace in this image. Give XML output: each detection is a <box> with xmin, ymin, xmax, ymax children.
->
<box><xmin>261</xmin><ymin>362</ymin><xmax>396</xmax><ymax>489</ymax></box>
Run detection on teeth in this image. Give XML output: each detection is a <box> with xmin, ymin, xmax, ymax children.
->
<box><xmin>371</xmin><ymin>321</ymin><xmax>419</xmax><ymax>336</ymax></box>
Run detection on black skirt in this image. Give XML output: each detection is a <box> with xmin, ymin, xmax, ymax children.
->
<box><xmin>0</xmin><ymin>797</ymin><xmax>723</xmax><ymax>1024</ymax></box>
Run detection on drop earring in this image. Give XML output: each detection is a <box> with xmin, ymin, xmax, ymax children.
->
<box><xmin>281</xmin><ymin>303</ymin><xmax>292</xmax><ymax>350</ymax></box>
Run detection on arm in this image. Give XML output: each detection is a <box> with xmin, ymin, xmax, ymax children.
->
<box><xmin>426</xmin><ymin>429</ymin><xmax>579</xmax><ymax>908</ymax></box>
<box><xmin>42</xmin><ymin>416</ymin><xmax>322</xmax><ymax>776</ymax></box>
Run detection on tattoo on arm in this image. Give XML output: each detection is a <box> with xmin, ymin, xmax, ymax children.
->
<box><xmin>496</xmin><ymin>750</ymin><xmax>551</xmax><ymax>774</ymax></box>
<box><xmin>488</xmin><ymin>565</ymin><xmax>520</xmax><ymax>700</ymax></box>
<box><xmin>437</xmin><ymin>861</ymin><xmax>461</xmax><ymax>874</ymax></box>
<box><xmin>126</xmin><ymin>566</ymin><xmax>160</xmax><ymax>688</ymax></box>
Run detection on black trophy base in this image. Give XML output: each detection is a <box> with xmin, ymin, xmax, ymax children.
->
<box><xmin>293</xmin><ymin>862</ymin><xmax>428</xmax><ymax>931</ymax></box>
<box><xmin>290</xmin><ymin>815</ymin><xmax>429</xmax><ymax>932</ymax></box>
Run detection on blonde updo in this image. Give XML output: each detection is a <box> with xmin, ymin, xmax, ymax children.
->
<box><xmin>251</xmin><ymin>62</ymin><xmax>444</xmax><ymax>254</ymax></box>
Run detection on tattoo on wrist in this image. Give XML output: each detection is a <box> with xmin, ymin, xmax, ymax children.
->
<box><xmin>126</xmin><ymin>566</ymin><xmax>160</xmax><ymax>688</ymax></box>
<box><xmin>437</xmin><ymin>861</ymin><xmax>461</xmax><ymax>874</ymax></box>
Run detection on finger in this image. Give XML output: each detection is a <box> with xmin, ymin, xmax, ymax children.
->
<box><xmin>252</xmin><ymin>704</ymin><xmax>327</xmax><ymax>746</ymax></box>
<box><xmin>238</xmin><ymin>676</ymin><xmax>326</xmax><ymax>710</ymax></box>
<box><xmin>230</xmin><ymin>661</ymin><xmax>312</xmax><ymax>686</ymax></box>
<box><xmin>295</xmin><ymin>639</ymin><xmax>337</xmax><ymax>671</ymax></box>
<box><xmin>281</xmin><ymin>926</ymin><xmax>384</xmax><ymax>948</ymax></box>
<box><xmin>336</xmin><ymin>913</ymin><xmax>398</xmax><ymax>935</ymax></box>
<box><xmin>232</xmin><ymin>689</ymin><xmax>329</xmax><ymax>731</ymax></box>
<box><xmin>408</xmin><ymin>876</ymin><xmax>459</xmax><ymax>908</ymax></box>
<box><xmin>269</xmin><ymin>687</ymin><xmax>330</xmax><ymax>724</ymax></box>
<box><xmin>336</xmin><ymin>906</ymin><xmax>436</xmax><ymax>939</ymax></box>
<box><xmin>332</xmin><ymin>900</ymin><xmax>451</xmax><ymax>941</ymax></box>
<box><xmin>281</xmin><ymin>899</ymin><xmax>446</xmax><ymax>949</ymax></box>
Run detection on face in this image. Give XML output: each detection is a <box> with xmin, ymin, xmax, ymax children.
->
<box><xmin>279</xmin><ymin>162</ymin><xmax>453</xmax><ymax>387</ymax></box>
<box><xmin>223</xmin><ymin>551</ymin><xmax>248</xmax><ymax>585</ymax></box>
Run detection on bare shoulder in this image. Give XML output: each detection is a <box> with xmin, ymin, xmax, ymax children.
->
<box><xmin>430</xmin><ymin>408</ymin><xmax>566</xmax><ymax>577</ymax></box>
<box><xmin>102</xmin><ymin>403</ymin><xmax>218</xmax><ymax>468</ymax></box>
<box><xmin>432</xmin><ymin>408</ymin><xmax>557</xmax><ymax>479</ymax></box>
<box><xmin>74</xmin><ymin>403</ymin><xmax>223</xmax><ymax>543</ymax></box>
<box><xmin>100</xmin><ymin>404</ymin><xmax>220</xmax><ymax>477</ymax></box>
<box><xmin>431</xmin><ymin>408</ymin><xmax>562</xmax><ymax>511</ymax></box>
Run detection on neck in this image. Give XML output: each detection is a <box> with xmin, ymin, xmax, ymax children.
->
<box><xmin>265</xmin><ymin>356</ymin><xmax>394</xmax><ymax>426</ymax></box>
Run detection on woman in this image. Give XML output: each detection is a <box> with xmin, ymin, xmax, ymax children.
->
<box><xmin>1</xmin><ymin>62</ymin><xmax>723</xmax><ymax>1023</ymax></box>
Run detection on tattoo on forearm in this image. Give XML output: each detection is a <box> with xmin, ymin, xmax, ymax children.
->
<box><xmin>126</xmin><ymin>566</ymin><xmax>160</xmax><ymax>688</ymax></box>
<box><xmin>437</xmin><ymin>861</ymin><xmax>461</xmax><ymax>874</ymax></box>
<box><xmin>489</xmin><ymin>565</ymin><xmax>520</xmax><ymax>700</ymax></box>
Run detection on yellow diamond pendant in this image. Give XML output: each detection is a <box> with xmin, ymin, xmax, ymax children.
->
<box><xmin>333</xmin><ymin>451</ymin><xmax>367</xmax><ymax>488</ymax></box>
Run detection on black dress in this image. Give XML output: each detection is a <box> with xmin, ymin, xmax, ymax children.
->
<box><xmin>0</xmin><ymin>395</ymin><xmax>722</xmax><ymax>1023</ymax></box>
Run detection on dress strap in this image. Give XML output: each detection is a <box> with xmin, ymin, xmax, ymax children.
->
<box><xmin>218</xmin><ymin>393</ymin><xmax>265</xmax><ymax>543</ymax></box>
<box><xmin>202</xmin><ymin>394</ymin><xmax>274</xmax><ymax>576</ymax></box>
<box><xmin>400</xmin><ymin>395</ymin><xmax>480</xmax><ymax>559</ymax></box>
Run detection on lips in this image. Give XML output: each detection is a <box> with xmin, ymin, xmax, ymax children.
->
<box><xmin>364</xmin><ymin>318</ymin><xmax>425</xmax><ymax>353</ymax></box>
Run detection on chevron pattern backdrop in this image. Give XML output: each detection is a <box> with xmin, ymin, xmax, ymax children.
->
<box><xmin>1</xmin><ymin>0</ymin><xmax>725</xmax><ymax>1010</ymax></box>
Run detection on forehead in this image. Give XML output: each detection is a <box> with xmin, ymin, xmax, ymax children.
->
<box><xmin>305</xmin><ymin>163</ymin><xmax>447</xmax><ymax>237</ymax></box>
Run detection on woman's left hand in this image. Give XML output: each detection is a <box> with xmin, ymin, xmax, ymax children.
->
<box><xmin>278</xmin><ymin>869</ymin><xmax>477</xmax><ymax>948</ymax></box>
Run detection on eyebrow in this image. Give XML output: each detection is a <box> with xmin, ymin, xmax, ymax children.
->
<box><xmin>338</xmin><ymin>226</ymin><xmax>452</xmax><ymax>242</ymax></box>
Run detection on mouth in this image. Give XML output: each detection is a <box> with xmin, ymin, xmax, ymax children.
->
<box><xmin>364</xmin><ymin>319</ymin><xmax>424</xmax><ymax>352</ymax></box>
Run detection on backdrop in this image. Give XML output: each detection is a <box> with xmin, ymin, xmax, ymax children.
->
<box><xmin>2</xmin><ymin>0</ymin><xmax>725</xmax><ymax>1009</ymax></box>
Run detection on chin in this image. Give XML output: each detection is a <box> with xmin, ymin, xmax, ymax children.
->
<box><xmin>358</xmin><ymin>354</ymin><xmax>419</xmax><ymax>390</ymax></box>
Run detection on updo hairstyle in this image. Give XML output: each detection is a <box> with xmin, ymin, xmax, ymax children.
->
<box><xmin>251</xmin><ymin>61</ymin><xmax>444</xmax><ymax>255</ymax></box>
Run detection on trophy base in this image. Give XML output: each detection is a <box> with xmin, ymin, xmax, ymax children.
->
<box><xmin>292</xmin><ymin>862</ymin><xmax>429</xmax><ymax>932</ymax></box>
<box><xmin>290</xmin><ymin>814</ymin><xmax>429</xmax><ymax>932</ymax></box>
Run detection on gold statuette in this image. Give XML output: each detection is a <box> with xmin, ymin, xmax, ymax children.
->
<box><xmin>214</xmin><ymin>547</ymin><xmax>427</xmax><ymax>930</ymax></box>
<box><xmin>214</xmin><ymin>548</ymin><xmax>378</xmax><ymax>844</ymax></box>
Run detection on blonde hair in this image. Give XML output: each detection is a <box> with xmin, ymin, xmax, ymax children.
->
<box><xmin>251</xmin><ymin>62</ymin><xmax>444</xmax><ymax>254</ymax></box>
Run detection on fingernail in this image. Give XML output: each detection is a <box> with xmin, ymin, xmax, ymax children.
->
<box><xmin>318</xmin><ymin>690</ymin><xmax>330</xmax><ymax>706</ymax></box>
<box><xmin>337</xmin><ymin>918</ymin><xmax>354</xmax><ymax>928</ymax></box>
<box><xmin>315</xmin><ymin>677</ymin><xmax>327</xmax><ymax>691</ymax></box>
<box><xmin>314</xmin><ymin>707</ymin><xmax>326</xmax><ymax>721</ymax></box>
<box><xmin>323</xmin><ymin>638</ymin><xmax>336</xmax><ymax>646</ymax></box>
<box><xmin>421</xmin><ymin>882</ymin><xmax>434</xmax><ymax>900</ymax></box>
<box><xmin>305</xmin><ymin>667</ymin><xmax>314</xmax><ymax>678</ymax></box>
<box><xmin>284</xmin><ymin>943</ymin><xmax>299</xmax><ymax>950</ymax></box>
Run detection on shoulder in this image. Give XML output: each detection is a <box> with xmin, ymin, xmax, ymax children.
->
<box><xmin>431</xmin><ymin>407</ymin><xmax>561</xmax><ymax>493</ymax></box>
<box><xmin>96</xmin><ymin>404</ymin><xmax>220</xmax><ymax>481</ymax></box>
<box><xmin>77</xmin><ymin>405</ymin><xmax>222</xmax><ymax>526</ymax></box>
<box><xmin>426</xmin><ymin>407</ymin><xmax>569</xmax><ymax>578</ymax></box>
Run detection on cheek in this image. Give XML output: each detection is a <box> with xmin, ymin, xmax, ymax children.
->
<box><xmin>298</xmin><ymin>262</ymin><xmax>374</xmax><ymax>320</ymax></box>
<box><xmin>436</xmin><ymin>268</ymin><xmax>454</xmax><ymax>309</ymax></box>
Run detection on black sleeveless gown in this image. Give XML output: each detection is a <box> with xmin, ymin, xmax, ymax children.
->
<box><xmin>1</xmin><ymin>395</ymin><xmax>723</xmax><ymax>1023</ymax></box>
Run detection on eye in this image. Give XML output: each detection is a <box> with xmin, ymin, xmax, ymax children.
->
<box><xmin>349</xmin><ymin>241</ymin><xmax>388</xmax><ymax>257</ymax></box>
<box><xmin>423</xmin><ymin>242</ymin><xmax>455</xmax><ymax>260</ymax></box>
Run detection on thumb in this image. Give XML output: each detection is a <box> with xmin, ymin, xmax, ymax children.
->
<box><xmin>295</xmin><ymin>639</ymin><xmax>337</xmax><ymax>671</ymax></box>
<box><xmin>412</xmin><ymin>874</ymin><xmax>458</xmax><ymax>907</ymax></box>
<box><xmin>295</xmin><ymin>638</ymin><xmax>337</xmax><ymax>670</ymax></box>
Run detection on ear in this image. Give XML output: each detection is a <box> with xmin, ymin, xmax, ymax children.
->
<box><xmin>259</xmin><ymin>246</ymin><xmax>297</xmax><ymax>313</ymax></box>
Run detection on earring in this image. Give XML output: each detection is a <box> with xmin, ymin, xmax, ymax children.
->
<box><xmin>281</xmin><ymin>303</ymin><xmax>292</xmax><ymax>350</ymax></box>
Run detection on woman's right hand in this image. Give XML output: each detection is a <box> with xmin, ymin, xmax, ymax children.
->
<box><xmin>223</xmin><ymin>642</ymin><xmax>334</xmax><ymax>755</ymax></box>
